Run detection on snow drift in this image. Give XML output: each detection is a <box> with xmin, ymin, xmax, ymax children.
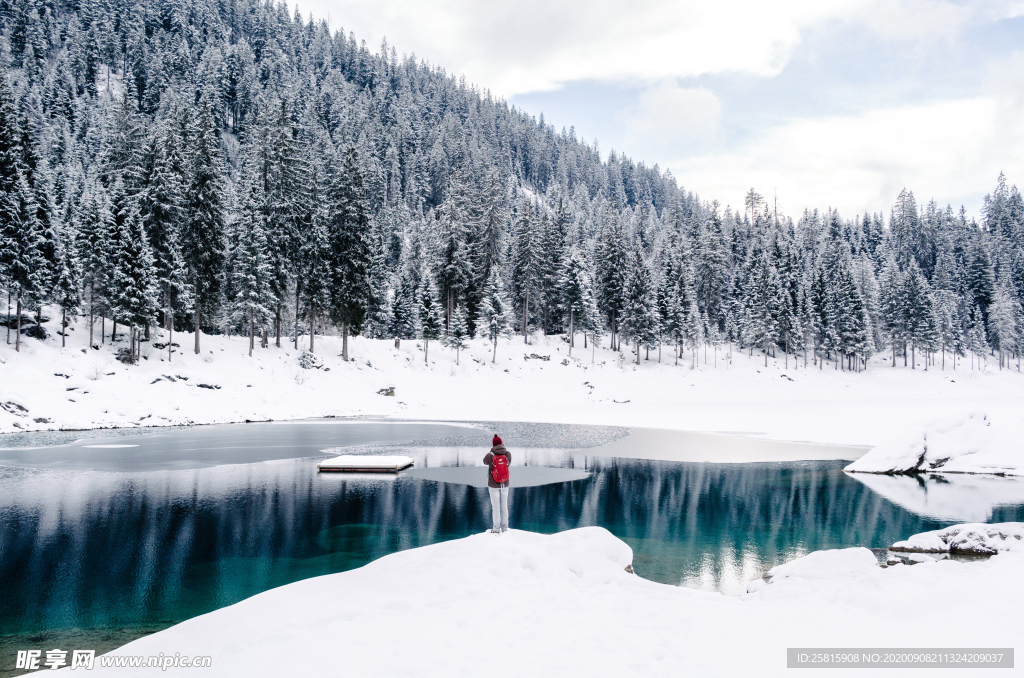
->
<box><xmin>83</xmin><ymin>526</ymin><xmax>1024</xmax><ymax>677</ymax></box>
<box><xmin>844</xmin><ymin>412</ymin><xmax>1024</xmax><ymax>476</ymax></box>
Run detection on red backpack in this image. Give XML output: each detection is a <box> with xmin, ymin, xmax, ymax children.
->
<box><xmin>490</xmin><ymin>453</ymin><xmax>509</xmax><ymax>484</ymax></box>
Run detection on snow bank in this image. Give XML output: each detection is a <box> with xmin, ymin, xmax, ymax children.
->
<box><xmin>81</xmin><ymin>527</ymin><xmax>1024</xmax><ymax>677</ymax></box>
<box><xmin>844</xmin><ymin>412</ymin><xmax>1024</xmax><ymax>476</ymax></box>
<box><xmin>891</xmin><ymin>522</ymin><xmax>1024</xmax><ymax>554</ymax></box>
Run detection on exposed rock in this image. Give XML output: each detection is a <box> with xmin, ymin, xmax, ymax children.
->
<box><xmin>378</xmin><ymin>386</ymin><xmax>395</xmax><ymax>396</ymax></box>
<box><xmin>1</xmin><ymin>401</ymin><xmax>28</xmax><ymax>417</ymax></box>
<box><xmin>197</xmin><ymin>383</ymin><xmax>221</xmax><ymax>390</ymax></box>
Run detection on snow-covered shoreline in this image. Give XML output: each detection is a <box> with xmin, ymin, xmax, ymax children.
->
<box><xmin>76</xmin><ymin>525</ymin><xmax>1023</xmax><ymax>677</ymax></box>
<box><xmin>3</xmin><ymin>310</ymin><xmax>1023</xmax><ymax>473</ymax></box>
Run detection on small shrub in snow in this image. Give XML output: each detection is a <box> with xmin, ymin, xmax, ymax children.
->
<box><xmin>299</xmin><ymin>351</ymin><xmax>323</xmax><ymax>370</ymax></box>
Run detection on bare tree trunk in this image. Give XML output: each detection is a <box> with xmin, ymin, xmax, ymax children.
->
<box><xmin>112</xmin><ymin>319</ymin><xmax>117</xmax><ymax>343</ymax></box>
<box><xmin>295</xmin><ymin>286</ymin><xmax>300</xmax><ymax>350</ymax></box>
<box><xmin>568</xmin><ymin>311</ymin><xmax>573</xmax><ymax>357</ymax></box>
<box><xmin>342</xmin><ymin>321</ymin><xmax>349</xmax><ymax>361</ymax></box>
<box><xmin>492</xmin><ymin>336</ymin><xmax>498</xmax><ymax>363</ymax></box>
<box><xmin>309</xmin><ymin>312</ymin><xmax>315</xmax><ymax>352</ymax></box>
<box><xmin>522</xmin><ymin>294</ymin><xmax>529</xmax><ymax>344</ymax></box>
<box><xmin>249</xmin><ymin>309</ymin><xmax>255</xmax><ymax>357</ymax></box>
<box><xmin>15</xmin><ymin>298</ymin><xmax>21</xmax><ymax>352</ymax></box>
<box><xmin>101</xmin><ymin>313</ymin><xmax>105</xmax><ymax>345</ymax></box>
<box><xmin>62</xmin><ymin>308</ymin><xmax>66</xmax><ymax>347</ymax></box>
<box><xmin>169</xmin><ymin>312</ymin><xmax>173</xmax><ymax>363</ymax></box>
<box><xmin>424</xmin><ymin>338</ymin><xmax>429</xmax><ymax>364</ymax></box>
<box><xmin>275</xmin><ymin>304</ymin><xmax>281</xmax><ymax>348</ymax></box>
<box><xmin>7</xmin><ymin>290</ymin><xmax>11</xmax><ymax>344</ymax></box>
<box><xmin>194</xmin><ymin>311</ymin><xmax>201</xmax><ymax>354</ymax></box>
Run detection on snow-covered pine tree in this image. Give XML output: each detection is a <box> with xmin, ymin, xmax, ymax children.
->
<box><xmin>418</xmin><ymin>272</ymin><xmax>444</xmax><ymax>364</ymax></box>
<box><xmin>436</xmin><ymin>164</ymin><xmax>477</xmax><ymax>328</ymax></box>
<box><xmin>52</xmin><ymin>226</ymin><xmax>81</xmax><ymax>347</ymax></box>
<box><xmin>328</xmin><ymin>146</ymin><xmax>372</xmax><ymax>361</ymax></box>
<box><xmin>300</xmin><ymin>209</ymin><xmax>332</xmax><ymax>353</ymax></box>
<box><xmin>390</xmin><ymin>263</ymin><xmax>419</xmax><ymax>349</ymax></box>
<box><xmin>510</xmin><ymin>200</ymin><xmax>540</xmax><ymax>344</ymax></box>
<box><xmin>445</xmin><ymin>304</ymin><xmax>470</xmax><ymax>364</ymax></box>
<box><xmin>878</xmin><ymin>256</ymin><xmax>904</xmax><ymax>366</ymax></box>
<box><xmin>478</xmin><ymin>269</ymin><xmax>512</xmax><ymax>363</ymax></box>
<box><xmin>620</xmin><ymin>241</ymin><xmax>660</xmax><ymax>364</ymax></box>
<box><xmin>181</xmin><ymin>98</ymin><xmax>227</xmax><ymax>355</ymax></box>
<box><xmin>362</xmin><ymin>220</ymin><xmax>394</xmax><ymax>340</ymax></box>
<box><xmin>965</xmin><ymin>303</ymin><xmax>989</xmax><ymax>369</ymax></box>
<box><xmin>901</xmin><ymin>259</ymin><xmax>937</xmax><ymax>369</ymax></box>
<box><xmin>742</xmin><ymin>244</ymin><xmax>781</xmax><ymax>366</ymax></box>
<box><xmin>559</xmin><ymin>244</ymin><xmax>593</xmax><ymax>356</ymax></box>
<box><xmin>233</xmin><ymin>173</ymin><xmax>274</xmax><ymax>357</ymax></box>
<box><xmin>988</xmin><ymin>284</ymin><xmax>1022</xmax><ymax>369</ymax></box>
<box><xmin>108</xmin><ymin>199</ymin><xmax>158</xmax><ymax>362</ymax></box>
<box><xmin>74</xmin><ymin>183</ymin><xmax>112</xmax><ymax>348</ymax></box>
<box><xmin>595</xmin><ymin>208</ymin><xmax>628</xmax><ymax>350</ymax></box>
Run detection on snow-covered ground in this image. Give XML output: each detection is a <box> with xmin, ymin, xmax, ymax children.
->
<box><xmin>3</xmin><ymin>309</ymin><xmax>1023</xmax><ymax>474</ymax></box>
<box><xmin>845</xmin><ymin>412</ymin><xmax>1023</xmax><ymax>476</ymax></box>
<box><xmin>76</xmin><ymin>526</ymin><xmax>1022</xmax><ymax>677</ymax></box>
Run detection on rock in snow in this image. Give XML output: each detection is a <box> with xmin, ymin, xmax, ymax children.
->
<box><xmin>891</xmin><ymin>522</ymin><xmax>1024</xmax><ymax>554</ymax></box>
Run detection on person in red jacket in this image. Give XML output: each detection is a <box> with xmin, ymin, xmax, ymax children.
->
<box><xmin>483</xmin><ymin>435</ymin><xmax>511</xmax><ymax>534</ymax></box>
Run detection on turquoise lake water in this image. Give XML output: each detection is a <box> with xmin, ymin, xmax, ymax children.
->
<box><xmin>2</xmin><ymin>421</ymin><xmax>1022</xmax><ymax>674</ymax></box>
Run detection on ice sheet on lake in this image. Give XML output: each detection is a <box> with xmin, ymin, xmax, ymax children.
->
<box><xmin>404</xmin><ymin>465</ymin><xmax>590</xmax><ymax>488</ymax></box>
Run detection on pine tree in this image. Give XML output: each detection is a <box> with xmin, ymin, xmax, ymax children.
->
<box><xmin>300</xmin><ymin>212</ymin><xmax>332</xmax><ymax>353</ymax></box>
<box><xmin>901</xmin><ymin>260</ymin><xmax>937</xmax><ymax>369</ymax></box>
<box><xmin>988</xmin><ymin>284</ymin><xmax>1022</xmax><ymax>369</ymax></box>
<box><xmin>620</xmin><ymin>241</ymin><xmax>660</xmax><ymax>364</ymax></box>
<box><xmin>328</xmin><ymin>146</ymin><xmax>372</xmax><ymax>361</ymax></box>
<box><xmin>233</xmin><ymin>174</ymin><xmax>275</xmax><ymax>357</ymax></box>
<box><xmin>478</xmin><ymin>269</ymin><xmax>512</xmax><ymax>363</ymax></box>
<box><xmin>445</xmin><ymin>304</ymin><xmax>470</xmax><ymax>364</ymax></box>
<box><xmin>181</xmin><ymin>98</ymin><xmax>227</xmax><ymax>354</ymax></box>
<box><xmin>511</xmin><ymin>201</ymin><xmax>540</xmax><ymax>344</ymax></box>
<box><xmin>595</xmin><ymin>209</ymin><xmax>628</xmax><ymax>350</ymax></box>
<box><xmin>52</xmin><ymin>229</ymin><xmax>82</xmax><ymax>348</ymax></box>
<box><xmin>878</xmin><ymin>257</ymin><xmax>904</xmax><ymax>366</ymax></box>
<box><xmin>559</xmin><ymin>244</ymin><xmax>594</xmax><ymax>356</ymax></box>
<box><xmin>418</xmin><ymin>272</ymin><xmax>444</xmax><ymax>364</ymax></box>
<box><xmin>108</xmin><ymin>200</ymin><xmax>159</xmax><ymax>362</ymax></box>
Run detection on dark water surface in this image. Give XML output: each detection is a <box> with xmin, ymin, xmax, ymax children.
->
<box><xmin>2</xmin><ymin>421</ymin><xmax>1023</xmax><ymax>673</ymax></box>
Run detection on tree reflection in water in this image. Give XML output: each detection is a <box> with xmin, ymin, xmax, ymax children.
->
<box><xmin>1</xmin><ymin>456</ymin><xmax>1022</xmax><ymax>651</ymax></box>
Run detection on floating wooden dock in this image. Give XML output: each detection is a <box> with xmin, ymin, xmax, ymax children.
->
<box><xmin>317</xmin><ymin>455</ymin><xmax>415</xmax><ymax>473</ymax></box>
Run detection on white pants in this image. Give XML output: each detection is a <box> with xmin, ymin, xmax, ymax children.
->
<box><xmin>488</xmin><ymin>486</ymin><xmax>510</xmax><ymax>530</ymax></box>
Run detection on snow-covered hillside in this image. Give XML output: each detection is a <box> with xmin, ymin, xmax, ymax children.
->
<box><xmin>2</xmin><ymin>309</ymin><xmax>1024</xmax><ymax>475</ymax></box>
<box><xmin>81</xmin><ymin>526</ymin><xmax>1023</xmax><ymax>677</ymax></box>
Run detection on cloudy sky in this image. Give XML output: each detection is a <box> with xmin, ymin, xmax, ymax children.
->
<box><xmin>293</xmin><ymin>0</ymin><xmax>1024</xmax><ymax>219</ymax></box>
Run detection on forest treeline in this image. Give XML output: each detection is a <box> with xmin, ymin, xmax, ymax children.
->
<box><xmin>0</xmin><ymin>0</ymin><xmax>1022</xmax><ymax>371</ymax></box>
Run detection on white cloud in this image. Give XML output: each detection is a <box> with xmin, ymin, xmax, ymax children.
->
<box><xmin>296</xmin><ymin>0</ymin><xmax>1024</xmax><ymax>97</ymax></box>
<box><xmin>666</xmin><ymin>96</ymin><xmax>1024</xmax><ymax>217</ymax></box>
<box><xmin>616</xmin><ymin>83</ymin><xmax>721</xmax><ymax>160</ymax></box>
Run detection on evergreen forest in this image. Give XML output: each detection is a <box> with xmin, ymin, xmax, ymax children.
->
<box><xmin>1</xmin><ymin>0</ymin><xmax>1023</xmax><ymax>371</ymax></box>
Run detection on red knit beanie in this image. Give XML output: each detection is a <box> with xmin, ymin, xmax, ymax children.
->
<box><xmin>492</xmin><ymin>435</ymin><xmax>503</xmax><ymax>447</ymax></box>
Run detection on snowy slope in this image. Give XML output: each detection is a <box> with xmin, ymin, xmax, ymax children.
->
<box><xmin>3</xmin><ymin>308</ymin><xmax>1024</xmax><ymax>473</ymax></box>
<box><xmin>844</xmin><ymin>412</ymin><xmax>1024</xmax><ymax>476</ymax></box>
<box><xmin>76</xmin><ymin>527</ymin><xmax>1023</xmax><ymax>677</ymax></box>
